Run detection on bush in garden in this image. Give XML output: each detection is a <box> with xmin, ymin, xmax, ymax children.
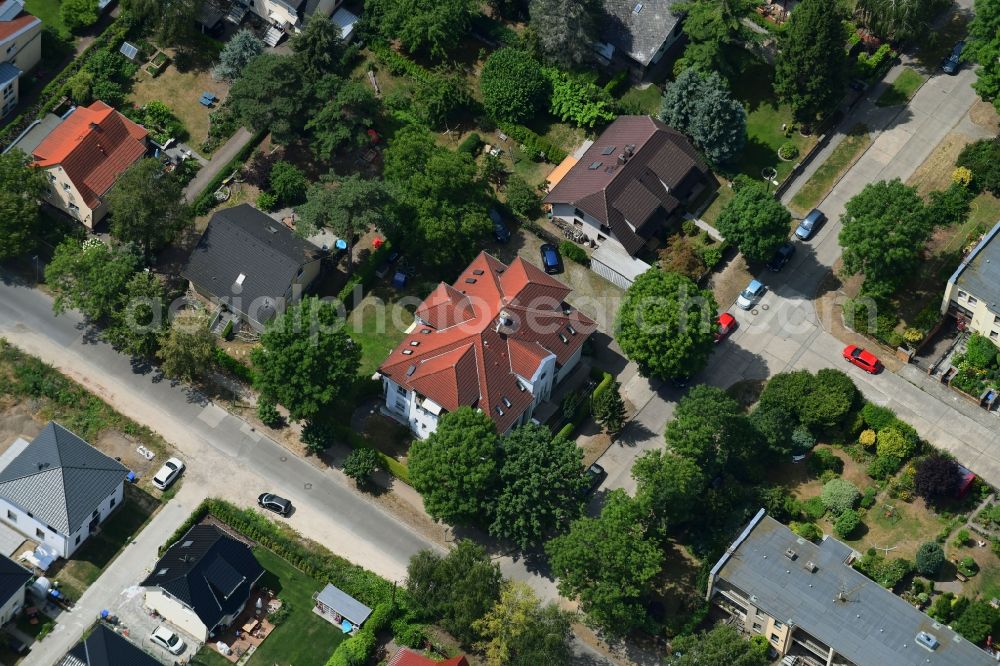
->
<box><xmin>807</xmin><ymin>448</ymin><xmax>843</xmax><ymax>476</ymax></box>
<box><xmin>778</xmin><ymin>141</ymin><xmax>799</xmax><ymax>160</ymax></box>
<box><xmin>959</xmin><ymin>556</ymin><xmax>979</xmax><ymax>577</ymax></box>
<box><xmin>343</xmin><ymin>447</ymin><xmax>381</xmax><ymax>488</ymax></box>
<box><xmin>257</xmin><ymin>191</ymin><xmax>278</xmax><ymax>211</ymax></box>
<box><xmin>954</xmin><ymin>528</ymin><xmax>971</xmax><ymax>548</ymax></box>
<box><xmin>928</xmin><ymin>592</ymin><xmax>956</xmax><ymax>622</ymax></box>
<box><xmin>479</xmin><ymin>48</ymin><xmax>548</xmax><ymax>123</ymax></box>
<box><xmin>559</xmin><ymin>241</ymin><xmax>589</xmax><ymax>266</ymax></box>
<box><xmin>867</xmin><ymin>454</ymin><xmax>902</xmax><ymax>480</ymax></box>
<box><xmin>790</xmin><ymin>521</ymin><xmax>822</xmax><ymax>541</ymax></box>
<box><xmin>302</xmin><ymin>419</ymin><xmax>336</xmax><ymax>454</ymax></box>
<box><xmin>257</xmin><ymin>400</ymin><xmax>283</xmax><ymax>428</ymax></box>
<box><xmin>914</xmin><ymin>453</ymin><xmax>961</xmax><ymax>502</ymax></box>
<box><xmin>834</xmin><ymin>509</ymin><xmax>860</xmax><ymax>538</ymax></box>
<box><xmin>269</xmin><ymin>161</ymin><xmax>308</xmax><ymax>206</ymax></box>
<box><xmin>791</xmin><ymin>425</ymin><xmax>815</xmax><ymax>453</ymax></box>
<box><xmin>876</xmin><ymin>427</ymin><xmax>915</xmax><ymax>460</ymax></box>
<box><xmin>915</xmin><ymin>541</ymin><xmax>945</xmax><ymax>576</ymax></box>
<box><xmin>854</xmin><ymin>549</ymin><xmax>912</xmax><ymax>589</ymax></box>
<box><xmin>861</xmin><ymin>402</ymin><xmax>896</xmax><ymax>430</ymax></box>
<box><xmin>859</xmin><ymin>429</ymin><xmax>876</xmax><ymax>447</ymax></box>
<box><xmin>859</xmin><ymin>486</ymin><xmax>877</xmax><ymax>509</ymax></box>
<box><xmin>965</xmin><ymin>333</ymin><xmax>1000</xmax><ymax>370</ymax></box>
<box><xmin>821</xmin><ymin>478</ymin><xmax>861</xmax><ymax>515</ymax></box>
<box><xmin>802</xmin><ymin>496</ymin><xmax>827</xmax><ymax>520</ymax></box>
<box><xmin>505</xmin><ymin>174</ymin><xmax>540</xmax><ymax>219</ymax></box>
<box><xmin>457</xmin><ymin>132</ymin><xmax>482</xmax><ymax>155</ymax></box>
<box><xmin>953</xmin><ymin>166</ymin><xmax>973</xmax><ymax>187</ymax></box>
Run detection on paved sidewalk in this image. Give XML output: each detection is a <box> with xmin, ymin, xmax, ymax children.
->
<box><xmin>182</xmin><ymin>127</ymin><xmax>255</xmax><ymax>203</ymax></box>
<box><xmin>22</xmin><ymin>483</ymin><xmax>208</xmax><ymax>666</ymax></box>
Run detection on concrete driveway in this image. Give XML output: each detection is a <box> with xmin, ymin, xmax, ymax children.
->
<box><xmin>114</xmin><ymin>583</ymin><xmax>201</xmax><ymax>664</ymax></box>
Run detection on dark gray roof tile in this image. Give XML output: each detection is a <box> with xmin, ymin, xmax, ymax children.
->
<box><xmin>601</xmin><ymin>0</ymin><xmax>682</xmax><ymax>66</ymax></box>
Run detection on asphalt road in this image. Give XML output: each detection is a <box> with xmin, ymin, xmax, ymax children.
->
<box><xmin>598</xmin><ymin>63</ymin><xmax>1000</xmax><ymax>496</ymax></box>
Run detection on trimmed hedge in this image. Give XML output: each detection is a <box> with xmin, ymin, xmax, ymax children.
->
<box><xmin>191</xmin><ymin>130</ymin><xmax>267</xmax><ymax>215</ymax></box>
<box><xmin>559</xmin><ymin>241</ymin><xmax>589</xmax><ymax>266</ymax></box>
<box><xmin>336</xmin><ymin>241</ymin><xmax>393</xmax><ymax>312</ymax></box>
<box><xmin>370</xmin><ymin>43</ymin><xmax>432</xmax><ymax>84</ymax></box>
<box><xmin>213</xmin><ymin>347</ymin><xmax>255</xmax><ymax>384</ymax></box>
<box><xmin>498</xmin><ymin>122</ymin><xmax>568</xmax><ymax>164</ymax></box>
<box><xmin>555</xmin><ymin>370</ymin><xmax>613</xmax><ymax>440</ymax></box>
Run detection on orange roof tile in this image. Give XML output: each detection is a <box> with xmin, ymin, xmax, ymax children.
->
<box><xmin>0</xmin><ymin>11</ymin><xmax>39</xmax><ymax>42</ymax></box>
<box><xmin>32</xmin><ymin>101</ymin><xmax>148</xmax><ymax>209</ymax></box>
<box><xmin>379</xmin><ymin>252</ymin><xmax>596</xmax><ymax>433</ymax></box>
<box><xmin>387</xmin><ymin>647</ymin><xmax>469</xmax><ymax>666</ymax></box>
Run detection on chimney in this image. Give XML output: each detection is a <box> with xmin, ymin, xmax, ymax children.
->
<box><xmin>88</xmin><ymin>122</ymin><xmax>99</xmax><ymax>131</ymax></box>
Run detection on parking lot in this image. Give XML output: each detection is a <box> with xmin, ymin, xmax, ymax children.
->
<box><xmin>109</xmin><ymin>584</ymin><xmax>201</xmax><ymax>664</ymax></box>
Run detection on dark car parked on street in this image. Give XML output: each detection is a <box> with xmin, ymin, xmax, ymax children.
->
<box><xmin>489</xmin><ymin>208</ymin><xmax>511</xmax><ymax>243</ymax></box>
<box><xmin>941</xmin><ymin>40</ymin><xmax>965</xmax><ymax>75</ymax></box>
<box><xmin>540</xmin><ymin>243</ymin><xmax>564</xmax><ymax>274</ymax></box>
<box><xmin>767</xmin><ymin>242</ymin><xmax>796</xmax><ymax>272</ymax></box>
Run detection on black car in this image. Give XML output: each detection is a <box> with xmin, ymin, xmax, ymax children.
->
<box><xmin>489</xmin><ymin>208</ymin><xmax>511</xmax><ymax>243</ymax></box>
<box><xmin>941</xmin><ymin>40</ymin><xmax>965</xmax><ymax>75</ymax></box>
<box><xmin>257</xmin><ymin>493</ymin><xmax>292</xmax><ymax>516</ymax></box>
<box><xmin>582</xmin><ymin>463</ymin><xmax>606</xmax><ymax>496</ymax></box>
<box><xmin>540</xmin><ymin>243</ymin><xmax>564</xmax><ymax>274</ymax></box>
<box><xmin>767</xmin><ymin>242</ymin><xmax>796</xmax><ymax>272</ymax></box>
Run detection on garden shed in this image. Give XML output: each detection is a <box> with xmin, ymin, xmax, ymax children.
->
<box><xmin>312</xmin><ymin>584</ymin><xmax>372</xmax><ymax>633</ymax></box>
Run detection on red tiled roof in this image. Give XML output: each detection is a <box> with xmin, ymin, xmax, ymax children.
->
<box><xmin>32</xmin><ymin>100</ymin><xmax>148</xmax><ymax>209</ymax></box>
<box><xmin>0</xmin><ymin>12</ymin><xmax>39</xmax><ymax>42</ymax></box>
<box><xmin>380</xmin><ymin>252</ymin><xmax>596</xmax><ymax>433</ymax></box>
<box><xmin>386</xmin><ymin>647</ymin><xmax>469</xmax><ymax>666</ymax></box>
<box><xmin>543</xmin><ymin>115</ymin><xmax>709</xmax><ymax>255</ymax></box>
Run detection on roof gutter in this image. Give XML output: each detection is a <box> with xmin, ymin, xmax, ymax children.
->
<box><xmin>706</xmin><ymin>507</ymin><xmax>766</xmax><ymax>602</ymax></box>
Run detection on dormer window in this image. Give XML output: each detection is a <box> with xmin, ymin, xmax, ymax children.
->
<box><xmin>495</xmin><ymin>406</ymin><xmax>504</xmax><ymax>416</ymax></box>
<box><xmin>567</xmin><ymin>325</ymin><xmax>576</xmax><ymax>335</ymax></box>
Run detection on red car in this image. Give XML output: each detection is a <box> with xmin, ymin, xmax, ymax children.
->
<box><xmin>715</xmin><ymin>313</ymin><xmax>737</xmax><ymax>342</ymax></box>
<box><xmin>843</xmin><ymin>345</ymin><xmax>881</xmax><ymax>373</ymax></box>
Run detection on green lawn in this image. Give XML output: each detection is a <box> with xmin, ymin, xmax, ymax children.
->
<box><xmin>876</xmin><ymin>68</ymin><xmax>927</xmax><ymax>107</ymax></box>
<box><xmin>195</xmin><ymin>548</ymin><xmax>345</xmax><ymax>666</ymax></box>
<box><xmin>347</xmin><ymin>283</ymin><xmax>416</xmax><ymax>377</ymax></box>
<box><xmin>699</xmin><ymin>179</ymin><xmax>734</xmax><ymax>225</ymax></box>
<box><xmin>619</xmin><ymin>84</ymin><xmax>663</xmax><ymax>115</ymax></box>
<box><xmin>50</xmin><ymin>488</ymin><xmax>159</xmax><ymax>599</ymax></box>
<box><xmin>728</xmin><ymin>54</ymin><xmax>816</xmax><ymax>182</ymax></box>
<box><xmin>790</xmin><ymin>124</ymin><xmax>872</xmax><ymax>215</ymax></box>
<box><xmin>25</xmin><ymin>0</ymin><xmax>69</xmax><ymax>39</ymax></box>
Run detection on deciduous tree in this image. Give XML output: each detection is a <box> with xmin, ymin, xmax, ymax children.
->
<box><xmin>156</xmin><ymin>310</ymin><xmax>217</xmax><ymax>382</ymax></box>
<box><xmin>774</xmin><ymin>0</ymin><xmax>849</xmax><ymax>123</ymax></box>
<box><xmin>296</xmin><ymin>175</ymin><xmax>392</xmax><ymax>275</ymax></box>
<box><xmin>365</xmin><ymin>0</ymin><xmax>479</xmax><ymax>61</ymax></box>
<box><xmin>268</xmin><ymin>161</ymin><xmax>308</xmax><ymax>206</ymax></box>
<box><xmin>406</xmin><ymin>540</ymin><xmax>503</xmax><ymax>645</ymax></box>
<box><xmin>968</xmin><ymin>0</ymin><xmax>1000</xmax><ymax>113</ymax></box>
<box><xmin>408</xmin><ymin>407</ymin><xmax>501</xmax><ymax>526</ymax></box>
<box><xmin>857</xmin><ymin>0</ymin><xmax>936</xmax><ymax>41</ymax></box>
<box><xmin>664</xmin><ymin>385</ymin><xmax>755</xmax><ymax>478</ymax></box>
<box><xmin>545</xmin><ymin>490</ymin><xmax>662</xmax><ymax>637</ymax></box>
<box><xmin>60</xmin><ymin>0</ymin><xmax>99</xmax><ymax>32</ymax></box>
<box><xmin>490</xmin><ymin>424</ymin><xmax>586</xmax><ymax>550</ymax></box>
<box><xmin>798</xmin><ymin>368</ymin><xmax>858</xmax><ymax>429</ymax></box>
<box><xmin>250</xmin><ymin>297</ymin><xmax>360</xmax><ymax>422</ymax></box>
<box><xmin>953</xmin><ymin>600</ymin><xmax>1000</xmax><ymax>644</ymax></box>
<box><xmin>213</xmin><ymin>29</ymin><xmax>265</xmax><ymax>81</ymax></box>
<box><xmin>45</xmin><ymin>239</ymin><xmax>139</xmax><ymax>322</ymax></box>
<box><xmin>839</xmin><ymin>179</ymin><xmax>931</xmax><ymax>299</ymax></box>
<box><xmin>661</xmin><ymin>68</ymin><xmax>746</xmax><ymax>164</ymax></box>
<box><xmin>104</xmin><ymin>271</ymin><xmax>166</xmax><ymax>358</ymax></box>
<box><xmin>473</xmin><ymin>582</ymin><xmax>574</xmax><ymax>666</ymax></box>
<box><xmin>504</xmin><ymin>175</ymin><xmax>541</xmax><ymax>219</ymax></box>
<box><xmin>632</xmin><ymin>450</ymin><xmax>705</xmax><ymax>535</ymax></box>
<box><xmin>0</xmin><ymin>149</ymin><xmax>47</xmax><ymax>261</ymax></box>
<box><xmin>480</xmin><ymin>48</ymin><xmax>548</xmax><ymax>124</ymax></box>
<box><xmin>107</xmin><ymin>158</ymin><xmax>191</xmax><ymax>262</ymax></box>
<box><xmin>529</xmin><ymin>0</ymin><xmax>601</xmax><ymax>67</ymax></box>
<box><xmin>820</xmin><ymin>478</ymin><xmax>860</xmax><ymax>514</ymax></box>
<box><xmin>956</xmin><ymin>138</ymin><xmax>1000</xmax><ymax>195</ymax></box>
<box><xmin>615</xmin><ymin>270</ymin><xmax>717</xmax><ymax>380</ymax></box>
<box><xmin>914</xmin><ymin>452</ymin><xmax>960</xmax><ymax>502</ymax></box>
<box><xmin>228</xmin><ymin>54</ymin><xmax>306</xmax><ymax>144</ymax></box>
<box><xmin>543</xmin><ymin>68</ymin><xmax>615</xmax><ymax>129</ymax></box>
<box><xmin>715</xmin><ymin>181</ymin><xmax>790</xmax><ymax>261</ymax></box>
<box><xmin>343</xmin><ymin>447</ymin><xmax>381</xmax><ymax>488</ymax></box>
<box><xmin>673</xmin><ymin>0</ymin><xmax>761</xmax><ymax>77</ymax></box>
<box><xmin>666</xmin><ymin>625</ymin><xmax>770</xmax><ymax>666</ymax></box>
<box><xmin>305</xmin><ymin>77</ymin><xmax>379</xmax><ymax>161</ymax></box>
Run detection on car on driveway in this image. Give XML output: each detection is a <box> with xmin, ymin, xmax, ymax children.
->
<box><xmin>582</xmin><ymin>463</ymin><xmax>606</xmax><ymax>496</ymax></box>
<box><xmin>489</xmin><ymin>208</ymin><xmax>511</xmax><ymax>243</ymax></box>
<box><xmin>151</xmin><ymin>457</ymin><xmax>184</xmax><ymax>491</ymax></box>
<box><xmin>843</xmin><ymin>345</ymin><xmax>882</xmax><ymax>373</ymax></box>
<box><xmin>766</xmin><ymin>242</ymin><xmax>795</xmax><ymax>272</ymax></box>
<box><xmin>150</xmin><ymin>626</ymin><xmax>186</xmax><ymax>655</ymax></box>
<box><xmin>715</xmin><ymin>312</ymin><xmax>737</xmax><ymax>342</ymax></box>
<box><xmin>795</xmin><ymin>209</ymin><xmax>826</xmax><ymax>240</ymax></box>
<box><xmin>736</xmin><ymin>279</ymin><xmax>765</xmax><ymax>310</ymax></box>
<box><xmin>540</xmin><ymin>243</ymin><xmax>564</xmax><ymax>274</ymax></box>
<box><xmin>258</xmin><ymin>493</ymin><xmax>292</xmax><ymax>515</ymax></box>
<box><xmin>941</xmin><ymin>40</ymin><xmax>965</xmax><ymax>75</ymax></box>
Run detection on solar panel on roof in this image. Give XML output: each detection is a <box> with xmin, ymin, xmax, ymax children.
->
<box><xmin>119</xmin><ymin>41</ymin><xmax>139</xmax><ymax>61</ymax></box>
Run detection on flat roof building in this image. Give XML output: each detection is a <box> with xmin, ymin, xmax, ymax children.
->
<box><xmin>707</xmin><ymin>510</ymin><xmax>995</xmax><ymax>666</ymax></box>
<box><xmin>942</xmin><ymin>220</ymin><xmax>1000</xmax><ymax>349</ymax></box>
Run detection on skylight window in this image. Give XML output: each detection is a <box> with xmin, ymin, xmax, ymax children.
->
<box><xmin>502</xmin><ymin>397</ymin><xmax>512</xmax><ymax>408</ymax></box>
<box><xmin>559</xmin><ymin>333</ymin><xmax>569</xmax><ymax>343</ymax></box>
<box><xmin>567</xmin><ymin>325</ymin><xmax>576</xmax><ymax>335</ymax></box>
<box><xmin>633</xmin><ymin>3</ymin><xmax>643</xmax><ymax>14</ymax></box>
<box><xmin>402</xmin><ymin>349</ymin><xmax>413</xmax><ymax>355</ymax></box>
<box><xmin>588</xmin><ymin>161</ymin><xmax>603</xmax><ymax>170</ymax></box>
<box><xmin>410</xmin><ymin>341</ymin><xmax>420</xmax><ymax>346</ymax></box>
<box><xmin>495</xmin><ymin>406</ymin><xmax>504</xmax><ymax>416</ymax></box>
<box><xmin>601</xmin><ymin>145</ymin><xmax>616</xmax><ymax>155</ymax></box>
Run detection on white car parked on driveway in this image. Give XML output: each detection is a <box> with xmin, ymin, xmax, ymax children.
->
<box><xmin>150</xmin><ymin>625</ymin><xmax>186</xmax><ymax>654</ymax></box>
<box><xmin>151</xmin><ymin>457</ymin><xmax>184</xmax><ymax>491</ymax></box>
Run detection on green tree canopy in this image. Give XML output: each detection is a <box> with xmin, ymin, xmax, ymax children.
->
<box><xmin>156</xmin><ymin>310</ymin><xmax>217</xmax><ymax>382</ymax></box>
<box><xmin>545</xmin><ymin>490</ymin><xmax>662</xmax><ymax>637</ymax></box>
<box><xmin>107</xmin><ymin>158</ymin><xmax>191</xmax><ymax>262</ymax></box>
<box><xmin>295</xmin><ymin>175</ymin><xmax>392</xmax><ymax>275</ymax></box>
<box><xmin>968</xmin><ymin>0</ymin><xmax>1000</xmax><ymax>114</ymax></box>
<box><xmin>250</xmin><ymin>297</ymin><xmax>360</xmax><ymax>422</ymax></box>
<box><xmin>490</xmin><ymin>425</ymin><xmax>586</xmax><ymax>550</ymax></box>
<box><xmin>480</xmin><ymin>48</ymin><xmax>548</xmax><ymax>123</ymax></box>
<box><xmin>228</xmin><ymin>53</ymin><xmax>306</xmax><ymax>144</ymax></box>
<box><xmin>528</xmin><ymin>0</ymin><xmax>601</xmax><ymax>67</ymax></box>
<box><xmin>660</xmin><ymin>68</ymin><xmax>747</xmax><ymax>164</ymax></box>
<box><xmin>798</xmin><ymin>368</ymin><xmax>858</xmax><ymax>429</ymax></box>
<box><xmin>632</xmin><ymin>449</ymin><xmax>706</xmax><ymax>535</ymax></box>
<box><xmin>305</xmin><ymin>76</ymin><xmax>379</xmax><ymax>161</ymax></box>
<box><xmin>952</xmin><ymin>600</ymin><xmax>1000</xmax><ymax>644</ymax></box>
<box><xmin>592</xmin><ymin>381</ymin><xmax>627</xmax><ymax>439</ymax></box>
<box><xmin>0</xmin><ymin>149</ymin><xmax>47</xmax><ymax>261</ymax></box>
<box><xmin>504</xmin><ymin>175</ymin><xmax>541</xmax><ymax>219</ymax></box>
<box><xmin>956</xmin><ymin>138</ymin><xmax>1000</xmax><ymax>195</ymax></box>
<box><xmin>543</xmin><ymin>68</ymin><xmax>615</xmax><ymax>129</ymax></box>
<box><xmin>774</xmin><ymin>0</ymin><xmax>848</xmax><ymax>123</ymax></box>
<box><xmin>615</xmin><ymin>270</ymin><xmax>717</xmax><ymax>380</ymax></box>
<box><xmin>665</xmin><ymin>385</ymin><xmax>756</xmax><ymax>478</ymax></box>
<box><xmin>60</xmin><ymin>0</ymin><xmax>99</xmax><ymax>32</ymax></box>
<box><xmin>383</xmin><ymin>126</ymin><xmax>490</xmax><ymax>270</ymax></box>
<box><xmin>473</xmin><ymin>581</ymin><xmax>574</xmax><ymax>666</ymax></box>
<box><xmin>406</xmin><ymin>540</ymin><xmax>502</xmax><ymax>645</ymax></box>
<box><xmin>838</xmin><ymin>179</ymin><xmax>931</xmax><ymax>299</ymax></box>
<box><xmin>915</xmin><ymin>541</ymin><xmax>945</xmax><ymax>576</ymax></box>
<box><xmin>342</xmin><ymin>447</ymin><xmax>380</xmax><ymax>488</ymax></box>
<box><xmin>104</xmin><ymin>271</ymin><xmax>166</xmax><ymax>358</ymax></box>
<box><xmin>408</xmin><ymin>407</ymin><xmax>501</xmax><ymax>526</ymax></box>
<box><xmin>673</xmin><ymin>0</ymin><xmax>761</xmax><ymax>76</ymax></box>
<box><xmin>213</xmin><ymin>29</ymin><xmax>265</xmax><ymax>81</ymax></box>
<box><xmin>291</xmin><ymin>13</ymin><xmax>347</xmax><ymax>78</ymax></box>
<box><xmin>268</xmin><ymin>161</ymin><xmax>308</xmax><ymax>206</ymax></box>
<box><xmin>45</xmin><ymin>239</ymin><xmax>139</xmax><ymax>322</ymax></box>
<box><xmin>914</xmin><ymin>452</ymin><xmax>960</xmax><ymax>502</ymax></box>
<box><xmin>666</xmin><ymin>625</ymin><xmax>769</xmax><ymax>666</ymax></box>
<box><xmin>365</xmin><ymin>0</ymin><xmax>479</xmax><ymax>61</ymax></box>
<box><xmin>857</xmin><ymin>0</ymin><xmax>936</xmax><ymax>41</ymax></box>
<box><xmin>820</xmin><ymin>478</ymin><xmax>861</xmax><ymax>514</ymax></box>
<box><xmin>715</xmin><ymin>181</ymin><xmax>790</xmax><ymax>261</ymax></box>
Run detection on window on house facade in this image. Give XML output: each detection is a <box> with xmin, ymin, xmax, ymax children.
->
<box><xmin>110</xmin><ymin>497</ymin><xmax>116</xmax><ymax>508</ymax></box>
<box><xmin>994</xmin><ymin>315</ymin><xmax>1000</xmax><ymax>325</ymax></box>
<box><xmin>5</xmin><ymin>510</ymin><xmax>14</xmax><ymax>522</ymax></box>
<box><xmin>958</xmin><ymin>290</ymin><xmax>968</xmax><ymax>298</ymax></box>
<box><xmin>62</xmin><ymin>182</ymin><xmax>71</xmax><ymax>191</ymax></box>
<box><xmin>396</xmin><ymin>385</ymin><xmax>406</xmax><ymax>396</ymax></box>
<box><xmin>991</xmin><ymin>331</ymin><xmax>998</xmax><ymax>340</ymax></box>
<box><xmin>75</xmin><ymin>535</ymin><xmax>81</xmax><ymax>545</ymax></box>
<box><xmin>770</xmin><ymin>634</ymin><xmax>780</xmax><ymax>643</ymax></box>
<box><xmin>968</xmin><ymin>296</ymin><xmax>978</xmax><ymax>305</ymax></box>
<box><xmin>752</xmin><ymin>622</ymin><xmax>762</xmax><ymax>632</ymax></box>
<box><xmin>68</xmin><ymin>203</ymin><xmax>80</xmax><ymax>217</ymax></box>
<box><xmin>35</xmin><ymin>528</ymin><xmax>44</xmax><ymax>539</ymax></box>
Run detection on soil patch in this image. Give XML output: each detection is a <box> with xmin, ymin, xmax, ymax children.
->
<box><xmin>970</xmin><ymin>100</ymin><xmax>1000</xmax><ymax>134</ymax></box>
<box><xmin>95</xmin><ymin>429</ymin><xmax>161</xmax><ymax>479</ymax></box>
<box><xmin>0</xmin><ymin>401</ymin><xmax>42</xmax><ymax>452</ymax></box>
<box><xmin>906</xmin><ymin>131</ymin><xmax>975</xmax><ymax>198</ymax></box>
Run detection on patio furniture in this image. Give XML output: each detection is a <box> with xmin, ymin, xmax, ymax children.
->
<box><xmin>242</xmin><ymin>618</ymin><xmax>259</xmax><ymax>634</ymax></box>
<box><xmin>199</xmin><ymin>92</ymin><xmax>217</xmax><ymax>107</ymax></box>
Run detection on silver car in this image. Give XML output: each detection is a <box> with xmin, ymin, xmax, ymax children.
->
<box><xmin>795</xmin><ymin>208</ymin><xmax>826</xmax><ymax>240</ymax></box>
<box><xmin>150</xmin><ymin>626</ymin><xmax>186</xmax><ymax>655</ymax></box>
<box><xmin>151</xmin><ymin>457</ymin><xmax>184</xmax><ymax>491</ymax></box>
